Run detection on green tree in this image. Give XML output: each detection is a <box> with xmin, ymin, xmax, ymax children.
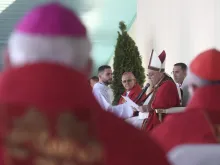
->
<box><xmin>111</xmin><ymin>21</ymin><xmax>146</xmax><ymax>105</ymax></box>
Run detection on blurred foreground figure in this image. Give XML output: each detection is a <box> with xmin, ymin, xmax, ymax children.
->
<box><xmin>151</xmin><ymin>48</ymin><xmax>220</xmax><ymax>152</ymax></box>
<box><xmin>0</xmin><ymin>2</ymin><xmax>170</xmax><ymax>165</ymax></box>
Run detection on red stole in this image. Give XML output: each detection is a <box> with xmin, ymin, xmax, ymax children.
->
<box><xmin>141</xmin><ymin>90</ymin><xmax>160</xmax><ymax>132</ymax></box>
<box><xmin>118</xmin><ymin>84</ymin><xmax>146</xmax><ymax>105</ymax></box>
<box><xmin>142</xmin><ymin>77</ymin><xmax>180</xmax><ymax>132</ymax></box>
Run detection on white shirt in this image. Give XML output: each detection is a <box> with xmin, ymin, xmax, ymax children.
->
<box><xmin>93</xmin><ymin>82</ymin><xmax>113</xmax><ymax>105</ymax></box>
<box><xmin>176</xmin><ymin>83</ymin><xmax>182</xmax><ymax>105</ymax></box>
<box><xmin>93</xmin><ymin>82</ymin><xmax>133</xmax><ymax>119</ymax></box>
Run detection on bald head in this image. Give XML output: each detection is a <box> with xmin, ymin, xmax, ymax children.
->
<box><xmin>121</xmin><ymin>72</ymin><xmax>136</xmax><ymax>91</ymax></box>
<box><xmin>122</xmin><ymin>72</ymin><xmax>135</xmax><ymax>78</ymax></box>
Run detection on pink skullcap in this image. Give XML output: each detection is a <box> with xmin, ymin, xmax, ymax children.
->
<box><xmin>15</xmin><ymin>2</ymin><xmax>87</xmax><ymax>37</ymax></box>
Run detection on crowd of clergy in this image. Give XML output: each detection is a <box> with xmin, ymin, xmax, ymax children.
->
<box><xmin>0</xmin><ymin>1</ymin><xmax>219</xmax><ymax>165</ymax></box>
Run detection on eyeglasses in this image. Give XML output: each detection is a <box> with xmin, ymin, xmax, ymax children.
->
<box><xmin>122</xmin><ymin>79</ymin><xmax>134</xmax><ymax>84</ymax></box>
<box><xmin>146</xmin><ymin>73</ymin><xmax>155</xmax><ymax>78</ymax></box>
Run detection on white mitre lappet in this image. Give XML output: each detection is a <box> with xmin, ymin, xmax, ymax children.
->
<box><xmin>148</xmin><ymin>49</ymin><xmax>166</xmax><ymax>72</ymax></box>
<box><xmin>7</xmin><ymin>2</ymin><xmax>91</xmax><ymax>73</ymax></box>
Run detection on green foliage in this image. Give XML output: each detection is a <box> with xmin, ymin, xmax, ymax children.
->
<box><xmin>111</xmin><ymin>21</ymin><xmax>146</xmax><ymax>105</ymax></box>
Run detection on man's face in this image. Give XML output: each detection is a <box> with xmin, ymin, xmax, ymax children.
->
<box><xmin>173</xmin><ymin>66</ymin><xmax>186</xmax><ymax>84</ymax></box>
<box><xmin>121</xmin><ymin>74</ymin><xmax>136</xmax><ymax>91</ymax></box>
<box><xmin>99</xmin><ymin>68</ymin><xmax>113</xmax><ymax>85</ymax></box>
<box><xmin>147</xmin><ymin>69</ymin><xmax>162</xmax><ymax>86</ymax></box>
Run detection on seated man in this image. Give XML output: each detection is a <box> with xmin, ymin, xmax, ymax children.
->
<box><xmin>118</xmin><ymin>72</ymin><xmax>146</xmax><ymax>105</ymax></box>
<box><xmin>173</xmin><ymin>63</ymin><xmax>187</xmax><ymax>87</ymax></box>
<box><xmin>126</xmin><ymin>50</ymin><xmax>180</xmax><ymax>131</ymax></box>
<box><xmin>172</xmin><ymin>63</ymin><xmax>189</xmax><ymax>106</ymax></box>
<box><xmin>93</xmin><ymin>65</ymin><xmax>134</xmax><ymax>119</ymax></box>
<box><xmin>150</xmin><ymin>49</ymin><xmax>220</xmax><ymax>153</ymax></box>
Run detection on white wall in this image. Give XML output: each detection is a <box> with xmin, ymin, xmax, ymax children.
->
<box><xmin>136</xmin><ymin>0</ymin><xmax>220</xmax><ymax>74</ymax></box>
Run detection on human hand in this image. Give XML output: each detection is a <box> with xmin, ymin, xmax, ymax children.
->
<box><xmin>131</xmin><ymin>106</ymin><xmax>138</xmax><ymax>112</ymax></box>
<box><xmin>138</xmin><ymin>105</ymin><xmax>148</xmax><ymax>113</ymax></box>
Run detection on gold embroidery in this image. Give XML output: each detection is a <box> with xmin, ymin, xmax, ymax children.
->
<box><xmin>7</xmin><ymin>108</ymin><xmax>48</xmax><ymax>144</ymax></box>
<box><xmin>35</xmin><ymin>157</ymin><xmax>59</xmax><ymax>165</ymax></box>
<box><xmin>5</xmin><ymin>107</ymin><xmax>104</xmax><ymax>164</ymax></box>
<box><xmin>57</xmin><ymin>113</ymin><xmax>89</xmax><ymax>142</ymax></box>
<box><xmin>6</xmin><ymin>147</ymin><xmax>29</xmax><ymax>160</ymax></box>
<box><xmin>39</xmin><ymin>138</ymin><xmax>78</xmax><ymax>158</ymax></box>
<box><xmin>62</xmin><ymin>161</ymin><xmax>77</xmax><ymax>165</ymax></box>
<box><xmin>76</xmin><ymin>143</ymin><xmax>103</xmax><ymax>163</ymax></box>
<box><xmin>56</xmin><ymin>113</ymin><xmax>103</xmax><ymax>163</ymax></box>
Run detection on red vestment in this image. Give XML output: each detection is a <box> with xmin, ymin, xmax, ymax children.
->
<box><xmin>151</xmin><ymin>85</ymin><xmax>220</xmax><ymax>153</ymax></box>
<box><xmin>118</xmin><ymin>84</ymin><xmax>146</xmax><ymax>105</ymax></box>
<box><xmin>0</xmin><ymin>63</ymin><xmax>170</xmax><ymax>165</ymax></box>
<box><xmin>142</xmin><ymin>76</ymin><xmax>180</xmax><ymax>132</ymax></box>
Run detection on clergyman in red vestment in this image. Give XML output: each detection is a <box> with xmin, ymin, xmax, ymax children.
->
<box><xmin>151</xmin><ymin>48</ymin><xmax>220</xmax><ymax>153</ymax></box>
<box><xmin>118</xmin><ymin>72</ymin><xmax>146</xmax><ymax>105</ymax></box>
<box><xmin>0</xmin><ymin>2</ymin><xmax>171</xmax><ymax>165</ymax></box>
<box><xmin>126</xmin><ymin>50</ymin><xmax>180</xmax><ymax>131</ymax></box>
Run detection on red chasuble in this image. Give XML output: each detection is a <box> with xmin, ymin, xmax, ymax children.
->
<box><xmin>0</xmin><ymin>63</ymin><xmax>170</xmax><ymax>165</ymax></box>
<box><xmin>142</xmin><ymin>76</ymin><xmax>180</xmax><ymax>132</ymax></box>
<box><xmin>118</xmin><ymin>84</ymin><xmax>146</xmax><ymax>105</ymax></box>
<box><xmin>151</xmin><ymin>85</ymin><xmax>220</xmax><ymax>153</ymax></box>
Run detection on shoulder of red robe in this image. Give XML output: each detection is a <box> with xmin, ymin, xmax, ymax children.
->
<box><xmin>0</xmin><ymin>64</ymin><xmax>171</xmax><ymax>165</ymax></box>
<box><xmin>148</xmin><ymin>49</ymin><xmax>166</xmax><ymax>72</ymax></box>
<box><xmin>150</xmin><ymin>110</ymin><xmax>217</xmax><ymax>153</ymax></box>
<box><xmin>152</xmin><ymin>79</ymin><xmax>180</xmax><ymax>109</ymax></box>
<box><xmin>130</xmin><ymin>83</ymin><xmax>142</xmax><ymax>95</ymax></box>
<box><xmin>160</xmin><ymin>79</ymin><xmax>176</xmax><ymax>88</ymax></box>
